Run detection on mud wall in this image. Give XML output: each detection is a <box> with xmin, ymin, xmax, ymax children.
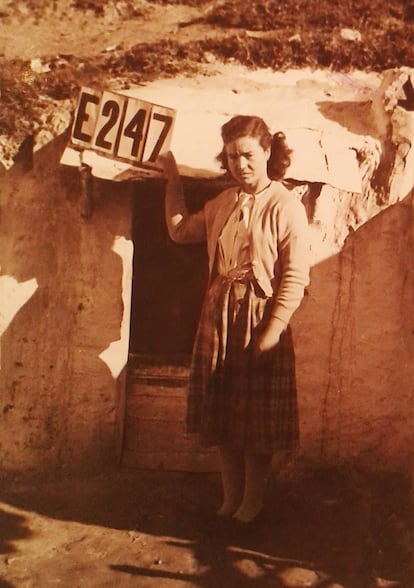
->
<box><xmin>0</xmin><ymin>133</ymin><xmax>133</xmax><ymax>473</ymax></box>
<box><xmin>294</xmin><ymin>193</ymin><xmax>414</xmax><ymax>472</ymax></box>
<box><xmin>1</xmin><ymin>67</ymin><xmax>414</xmax><ymax>476</ymax></box>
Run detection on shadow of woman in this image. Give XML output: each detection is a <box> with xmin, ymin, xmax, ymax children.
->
<box><xmin>106</xmin><ymin>469</ymin><xmax>375</xmax><ymax>588</ymax></box>
<box><xmin>0</xmin><ymin>507</ymin><xmax>32</xmax><ymax>555</ymax></box>
<box><xmin>0</xmin><ymin>506</ymin><xmax>32</xmax><ymax>587</ymax></box>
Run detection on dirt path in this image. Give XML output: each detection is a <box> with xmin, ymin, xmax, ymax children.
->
<box><xmin>1</xmin><ymin>468</ymin><xmax>413</xmax><ymax>587</ymax></box>
<box><xmin>0</xmin><ymin>2</ymin><xmax>219</xmax><ymax>60</ymax></box>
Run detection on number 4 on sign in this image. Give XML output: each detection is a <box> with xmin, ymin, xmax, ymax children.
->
<box><xmin>141</xmin><ymin>106</ymin><xmax>175</xmax><ymax>167</ymax></box>
<box><xmin>116</xmin><ymin>97</ymin><xmax>151</xmax><ymax>163</ymax></box>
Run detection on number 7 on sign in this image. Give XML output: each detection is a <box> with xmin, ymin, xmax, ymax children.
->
<box><xmin>142</xmin><ymin>106</ymin><xmax>175</xmax><ymax>167</ymax></box>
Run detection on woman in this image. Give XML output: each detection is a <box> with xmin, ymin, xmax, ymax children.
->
<box><xmin>162</xmin><ymin>115</ymin><xmax>310</xmax><ymax>525</ymax></box>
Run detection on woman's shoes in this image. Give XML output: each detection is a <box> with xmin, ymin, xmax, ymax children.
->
<box><xmin>207</xmin><ymin>509</ymin><xmax>266</xmax><ymax>543</ymax></box>
<box><xmin>233</xmin><ymin>509</ymin><xmax>266</xmax><ymax>530</ymax></box>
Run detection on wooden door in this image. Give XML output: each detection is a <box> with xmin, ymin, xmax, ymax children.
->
<box><xmin>122</xmin><ymin>178</ymin><xmax>225</xmax><ymax>471</ymax></box>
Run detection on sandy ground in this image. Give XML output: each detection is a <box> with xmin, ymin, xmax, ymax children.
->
<box><xmin>1</xmin><ymin>466</ymin><xmax>413</xmax><ymax>587</ymax></box>
<box><xmin>0</xmin><ymin>1</ymin><xmax>227</xmax><ymax>60</ymax></box>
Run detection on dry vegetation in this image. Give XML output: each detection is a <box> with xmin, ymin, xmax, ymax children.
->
<box><xmin>1</xmin><ymin>0</ymin><xmax>414</xmax><ymax>144</ymax></box>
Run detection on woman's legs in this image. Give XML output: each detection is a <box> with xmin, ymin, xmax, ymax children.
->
<box><xmin>233</xmin><ymin>452</ymin><xmax>273</xmax><ymax>523</ymax></box>
<box><xmin>216</xmin><ymin>446</ymin><xmax>244</xmax><ymax>516</ymax></box>
<box><xmin>217</xmin><ymin>449</ymin><xmax>280</xmax><ymax>522</ymax></box>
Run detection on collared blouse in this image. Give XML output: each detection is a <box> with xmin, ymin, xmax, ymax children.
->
<box><xmin>165</xmin><ymin>180</ymin><xmax>310</xmax><ymax>325</ymax></box>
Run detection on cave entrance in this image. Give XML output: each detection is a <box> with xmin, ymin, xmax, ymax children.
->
<box><xmin>122</xmin><ymin>177</ymin><xmax>222</xmax><ymax>471</ymax></box>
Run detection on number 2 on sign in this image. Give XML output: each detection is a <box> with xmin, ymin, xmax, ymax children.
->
<box><xmin>92</xmin><ymin>91</ymin><xmax>125</xmax><ymax>155</ymax></box>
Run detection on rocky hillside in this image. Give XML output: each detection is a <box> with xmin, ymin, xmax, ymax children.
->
<box><xmin>0</xmin><ymin>0</ymin><xmax>413</xmax><ymax>167</ymax></box>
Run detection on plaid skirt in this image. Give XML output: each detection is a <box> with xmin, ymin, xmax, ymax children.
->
<box><xmin>186</xmin><ymin>273</ymin><xmax>299</xmax><ymax>454</ymax></box>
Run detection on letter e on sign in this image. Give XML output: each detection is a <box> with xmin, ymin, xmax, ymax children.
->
<box><xmin>71</xmin><ymin>87</ymin><xmax>101</xmax><ymax>148</ymax></box>
<box><xmin>142</xmin><ymin>105</ymin><xmax>175</xmax><ymax>168</ymax></box>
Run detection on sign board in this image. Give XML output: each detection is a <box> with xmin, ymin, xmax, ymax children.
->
<box><xmin>69</xmin><ymin>87</ymin><xmax>176</xmax><ymax>172</ymax></box>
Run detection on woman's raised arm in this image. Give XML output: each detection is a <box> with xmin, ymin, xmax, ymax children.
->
<box><xmin>160</xmin><ymin>151</ymin><xmax>207</xmax><ymax>244</ymax></box>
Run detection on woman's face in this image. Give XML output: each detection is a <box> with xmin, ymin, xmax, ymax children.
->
<box><xmin>225</xmin><ymin>135</ymin><xmax>270</xmax><ymax>193</ymax></box>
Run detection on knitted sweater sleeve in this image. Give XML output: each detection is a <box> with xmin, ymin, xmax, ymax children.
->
<box><xmin>165</xmin><ymin>178</ymin><xmax>206</xmax><ymax>244</ymax></box>
<box><xmin>271</xmin><ymin>196</ymin><xmax>310</xmax><ymax>324</ymax></box>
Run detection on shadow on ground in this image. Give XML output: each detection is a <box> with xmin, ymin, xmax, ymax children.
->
<box><xmin>0</xmin><ymin>466</ymin><xmax>413</xmax><ymax>587</ymax></box>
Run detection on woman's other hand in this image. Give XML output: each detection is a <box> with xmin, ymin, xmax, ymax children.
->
<box><xmin>252</xmin><ymin>316</ymin><xmax>287</xmax><ymax>359</ymax></box>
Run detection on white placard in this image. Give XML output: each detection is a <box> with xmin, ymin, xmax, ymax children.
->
<box><xmin>70</xmin><ymin>87</ymin><xmax>176</xmax><ymax>171</ymax></box>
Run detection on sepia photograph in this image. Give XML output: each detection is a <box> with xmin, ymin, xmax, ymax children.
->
<box><xmin>1</xmin><ymin>1</ymin><xmax>414</xmax><ymax>586</ymax></box>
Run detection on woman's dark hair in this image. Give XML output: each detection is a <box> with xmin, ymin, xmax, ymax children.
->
<box><xmin>217</xmin><ymin>115</ymin><xmax>292</xmax><ymax>180</ymax></box>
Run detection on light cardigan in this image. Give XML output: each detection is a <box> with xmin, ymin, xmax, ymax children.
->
<box><xmin>165</xmin><ymin>179</ymin><xmax>310</xmax><ymax>325</ymax></box>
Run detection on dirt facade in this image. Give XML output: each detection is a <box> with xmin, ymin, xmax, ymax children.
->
<box><xmin>0</xmin><ymin>132</ymin><xmax>133</xmax><ymax>473</ymax></box>
<box><xmin>0</xmin><ymin>66</ymin><xmax>414</xmax><ymax>480</ymax></box>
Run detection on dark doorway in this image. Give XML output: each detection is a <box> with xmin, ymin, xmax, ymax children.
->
<box><xmin>124</xmin><ymin>177</ymin><xmax>225</xmax><ymax>470</ymax></box>
<box><xmin>129</xmin><ymin>177</ymin><xmax>224</xmax><ymax>364</ymax></box>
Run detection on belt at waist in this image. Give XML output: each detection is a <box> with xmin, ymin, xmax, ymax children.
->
<box><xmin>218</xmin><ymin>268</ymin><xmax>255</xmax><ymax>283</ymax></box>
<box><xmin>215</xmin><ymin>270</ymin><xmax>268</xmax><ymax>298</ymax></box>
